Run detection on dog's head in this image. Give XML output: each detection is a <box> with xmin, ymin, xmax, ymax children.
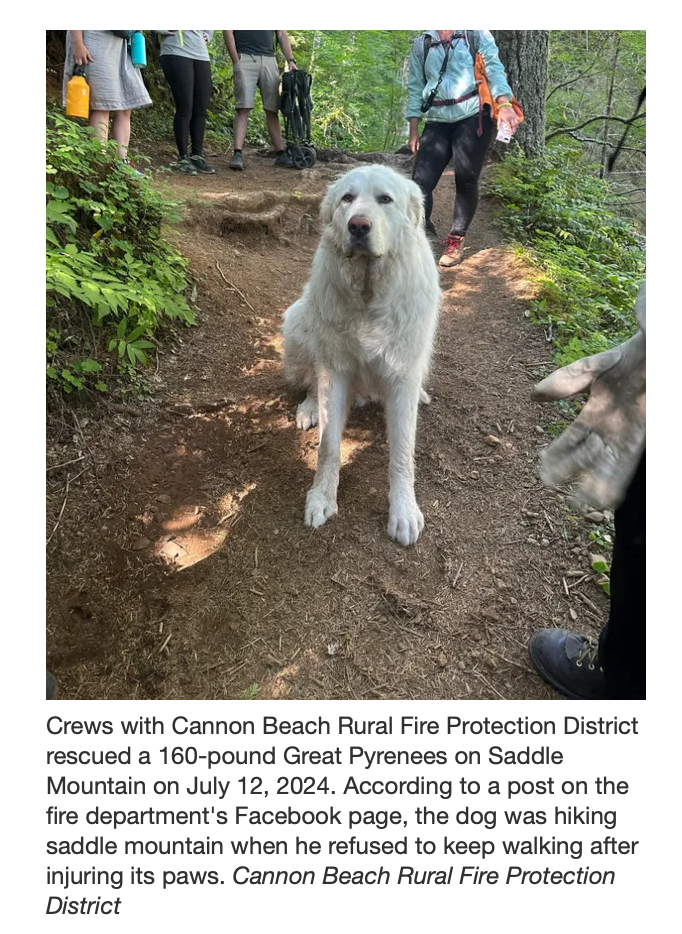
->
<box><xmin>319</xmin><ymin>165</ymin><xmax>425</xmax><ymax>259</ymax></box>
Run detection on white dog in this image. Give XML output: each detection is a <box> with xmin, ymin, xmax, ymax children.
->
<box><xmin>282</xmin><ymin>165</ymin><xmax>440</xmax><ymax>546</ymax></box>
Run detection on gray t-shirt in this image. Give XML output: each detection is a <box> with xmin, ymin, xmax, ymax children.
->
<box><xmin>158</xmin><ymin>31</ymin><xmax>214</xmax><ymax>61</ymax></box>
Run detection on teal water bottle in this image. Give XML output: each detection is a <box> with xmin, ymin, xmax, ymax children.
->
<box><xmin>131</xmin><ymin>31</ymin><xmax>147</xmax><ymax>68</ymax></box>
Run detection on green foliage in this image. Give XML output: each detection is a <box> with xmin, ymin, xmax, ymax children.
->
<box><xmin>546</xmin><ymin>31</ymin><xmax>645</xmax><ymax>224</ymax></box>
<box><xmin>242</xmin><ymin>683</ymin><xmax>260</xmax><ymax>700</ymax></box>
<box><xmin>591</xmin><ymin>555</ymin><xmax>610</xmax><ymax>574</ymax></box>
<box><xmin>591</xmin><ymin>555</ymin><xmax>611</xmax><ymax>596</ymax></box>
<box><xmin>46</xmin><ymin>112</ymin><xmax>195</xmax><ymax>395</ymax></box>
<box><xmin>287</xmin><ymin>31</ymin><xmax>414</xmax><ymax>151</ymax></box>
<box><xmin>488</xmin><ymin>144</ymin><xmax>645</xmax><ymax>363</ymax></box>
<box><xmin>588</xmin><ymin>525</ymin><xmax>613</xmax><ymax>550</ymax></box>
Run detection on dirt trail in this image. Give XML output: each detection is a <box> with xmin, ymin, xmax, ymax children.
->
<box><xmin>46</xmin><ymin>147</ymin><xmax>607</xmax><ymax>700</ymax></box>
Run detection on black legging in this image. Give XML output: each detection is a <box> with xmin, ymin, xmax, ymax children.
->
<box><xmin>160</xmin><ymin>55</ymin><xmax>212</xmax><ymax>157</ymax></box>
<box><xmin>599</xmin><ymin>454</ymin><xmax>646</xmax><ymax>699</ymax></box>
<box><xmin>412</xmin><ymin>113</ymin><xmax>495</xmax><ymax>236</ymax></box>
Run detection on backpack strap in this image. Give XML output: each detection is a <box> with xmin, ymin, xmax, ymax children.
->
<box><xmin>421</xmin><ymin>33</ymin><xmax>466</xmax><ymax>114</ymax></box>
<box><xmin>465</xmin><ymin>30</ymin><xmax>477</xmax><ymax>64</ymax></box>
<box><xmin>421</xmin><ymin>32</ymin><xmax>481</xmax><ymax>116</ymax></box>
<box><xmin>422</xmin><ymin>31</ymin><xmax>477</xmax><ymax>82</ymax></box>
<box><xmin>422</xmin><ymin>33</ymin><xmax>432</xmax><ymax>84</ymax></box>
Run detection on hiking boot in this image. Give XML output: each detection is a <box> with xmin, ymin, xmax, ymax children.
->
<box><xmin>175</xmin><ymin>156</ymin><xmax>198</xmax><ymax>176</ymax></box>
<box><xmin>230</xmin><ymin>151</ymin><xmax>244</xmax><ymax>171</ymax></box>
<box><xmin>439</xmin><ymin>233</ymin><xmax>466</xmax><ymax>267</ymax></box>
<box><xmin>425</xmin><ymin>219</ymin><xmax>439</xmax><ymax>241</ymax></box>
<box><xmin>274</xmin><ymin>150</ymin><xmax>294</xmax><ymax>168</ymax></box>
<box><xmin>190</xmin><ymin>154</ymin><xmax>215</xmax><ymax>174</ymax></box>
<box><xmin>528</xmin><ymin>629</ymin><xmax>608</xmax><ymax>700</ymax></box>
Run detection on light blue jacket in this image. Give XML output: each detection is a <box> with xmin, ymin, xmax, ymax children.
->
<box><xmin>407</xmin><ymin>30</ymin><xmax>513</xmax><ymax>123</ymax></box>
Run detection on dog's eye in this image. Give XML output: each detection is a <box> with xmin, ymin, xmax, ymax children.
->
<box><xmin>377</xmin><ymin>194</ymin><xmax>393</xmax><ymax>204</ymax></box>
<box><xmin>341</xmin><ymin>193</ymin><xmax>355</xmax><ymax>203</ymax></box>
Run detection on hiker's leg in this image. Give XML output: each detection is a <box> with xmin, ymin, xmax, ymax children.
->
<box><xmin>598</xmin><ymin>454</ymin><xmax>646</xmax><ymax>699</ymax></box>
<box><xmin>265</xmin><ymin>110</ymin><xmax>285</xmax><ymax>151</ymax></box>
<box><xmin>233</xmin><ymin>55</ymin><xmax>259</xmax><ymax>151</ymax></box>
<box><xmin>260</xmin><ymin>57</ymin><xmax>284</xmax><ymax>151</ymax></box>
<box><xmin>412</xmin><ymin>123</ymin><xmax>454</xmax><ymax>226</ymax></box>
<box><xmin>450</xmin><ymin>112</ymin><xmax>495</xmax><ymax>235</ymax></box>
<box><xmin>111</xmin><ymin>109</ymin><xmax>132</xmax><ymax>160</ymax></box>
<box><xmin>233</xmin><ymin>109</ymin><xmax>250</xmax><ymax>150</ymax></box>
<box><xmin>160</xmin><ymin>54</ymin><xmax>194</xmax><ymax>157</ymax></box>
<box><xmin>88</xmin><ymin>110</ymin><xmax>110</xmax><ymax>142</ymax></box>
<box><xmin>189</xmin><ymin>60</ymin><xmax>212</xmax><ymax>156</ymax></box>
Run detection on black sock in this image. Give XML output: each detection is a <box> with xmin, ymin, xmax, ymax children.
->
<box><xmin>276</xmin><ymin>150</ymin><xmax>284</xmax><ymax>155</ymax></box>
<box><xmin>234</xmin><ymin>148</ymin><xmax>242</xmax><ymax>154</ymax></box>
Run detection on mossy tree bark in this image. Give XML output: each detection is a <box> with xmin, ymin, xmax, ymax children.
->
<box><xmin>494</xmin><ymin>30</ymin><xmax>549</xmax><ymax>158</ymax></box>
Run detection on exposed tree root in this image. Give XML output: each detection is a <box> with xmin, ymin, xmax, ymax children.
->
<box><xmin>184</xmin><ymin>190</ymin><xmax>324</xmax><ymax>238</ymax></box>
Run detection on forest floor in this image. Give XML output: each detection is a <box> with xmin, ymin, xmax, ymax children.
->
<box><xmin>46</xmin><ymin>143</ymin><xmax>611</xmax><ymax>701</ymax></box>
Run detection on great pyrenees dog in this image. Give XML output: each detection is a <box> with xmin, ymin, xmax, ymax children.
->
<box><xmin>282</xmin><ymin>165</ymin><xmax>440</xmax><ymax>546</ymax></box>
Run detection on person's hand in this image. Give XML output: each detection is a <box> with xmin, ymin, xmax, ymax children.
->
<box><xmin>409</xmin><ymin>133</ymin><xmax>420</xmax><ymax>156</ymax></box>
<box><xmin>497</xmin><ymin>103</ymin><xmax>520</xmax><ymax>135</ymax></box>
<box><xmin>288</xmin><ymin>60</ymin><xmax>298</xmax><ymax>71</ymax></box>
<box><xmin>73</xmin><ymin>40</ymin><xmax>93</xmax><ymax>65</ymax></box>
<box><xmin>532</xmin><ymin>316</ymin><xmax>645</xmax><ymax>511</ymax></box>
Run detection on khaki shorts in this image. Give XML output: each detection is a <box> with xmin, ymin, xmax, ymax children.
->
<box><xmin>233</xmin><ymin>55</ymin><xmax>280</xmax><ymax>112</ymax></box>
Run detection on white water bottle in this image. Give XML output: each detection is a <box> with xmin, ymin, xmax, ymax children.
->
<box><xmin>496</xmin><ymin>123</ymin><xmax>512</xmax><ymax>144</ymax></box>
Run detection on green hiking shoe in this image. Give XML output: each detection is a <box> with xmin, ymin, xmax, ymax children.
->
<box><xmin>175</xmin><ymin>156</ymin><xmax>198</xmax><ymax>176</ymax></box>
<box><xmin>190</xmin><ymin>154</ymin><xmax>216</xmax><ymax>174</ymax></box>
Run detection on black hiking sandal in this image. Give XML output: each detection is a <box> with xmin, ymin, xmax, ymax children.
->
<box><xmin>529</xmin><ymin>629</ymin><xmax>608</xmax><ymax>700</ymax></box>
<box><xmin>190</xmin><ymin>154</ymin><xmax>215</xmax><ymax>174</ymax></box>
<box><xmin>230</xmin><ymin>151</ymin><xmax>244</xmax><ymax>171</ymax></box>
<box><xmin>175</xmin><ymin>156</ymin><xmax>198</xmax><ymax>175</ymax></box>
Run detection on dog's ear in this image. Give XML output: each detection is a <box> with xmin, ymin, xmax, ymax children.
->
<box><xmin>320</xmin><ymin>189</ymin><xmax>335</xmax><ymax>226</ymax></box>
<box><xmin>407</xmin><ymin>182</ymin><xmax>425</xmax><ymax>228</ymax></box>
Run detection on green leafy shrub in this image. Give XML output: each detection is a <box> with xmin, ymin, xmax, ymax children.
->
<box><xmin>46</xmin><ymin>112</ymin><xmax>195</xmax><ymax>395</ymax></box>
<box><xmin>488</xmin><ymin>144</ymin><xmax>645</xmax><ymax>363</ymax></box>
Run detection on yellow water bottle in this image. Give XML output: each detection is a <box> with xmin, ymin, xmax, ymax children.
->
<box><xmin>66</xmin><ymin>65</ymin><xmax>90</xmax><ymax>118</ymax></box>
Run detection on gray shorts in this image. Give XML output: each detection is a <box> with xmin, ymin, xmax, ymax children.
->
<box><xmin>233</xmin><ymin>54</ymin><xmax>280</xmax><ymax>112</ymax></box>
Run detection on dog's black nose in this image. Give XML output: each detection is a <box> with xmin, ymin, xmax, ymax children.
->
<box><xmin>348</xmin><ymin>215</ymin><xmax>372</xmax><ymax>237</ymax></box>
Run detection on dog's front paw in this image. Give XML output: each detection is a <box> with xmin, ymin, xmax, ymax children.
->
<box><xmin>296</xmin><ymin>397</ymin><xmax>318</xmax><ymax>430</ymax></box>
<box><xmin>305</xmin><ymin>488</ymin><xmax>337</xmax><ymax>529</ymax></box>
<box><xmin>387</xmin><ymin>498</ymin><xmax>424</xmax><ymax>546</ymax></box>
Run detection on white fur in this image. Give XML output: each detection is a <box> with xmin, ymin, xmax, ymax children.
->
<box><xmin>282</xmin><ymin>165</ymin><xmax>440</xmax><ymax>546</ymax></box>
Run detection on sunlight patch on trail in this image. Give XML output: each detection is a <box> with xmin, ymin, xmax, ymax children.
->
<box><xmin>151</xmin><ymin>480</ymin><xmax>257</xmax><ymax>570</ymax></box>
<box><xmin>153</xmin><ymin>527</ymin><xmax>230</xmax><ymax>570</ymax></box>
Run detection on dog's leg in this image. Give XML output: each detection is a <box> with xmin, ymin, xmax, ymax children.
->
<box><xmin>419</xmin><ymin>388</ymin><xmax>431</xmax><ymax>405</ymax></box>
<box><xmin>385</xmin><ymin>378</ymin><xmax>424</xmax><ymax>546</ymax></box>
<box><xmin>296</xmin><ymin>387</ymin><xmax>319</xmax><ymax>430</ymax></box>
<box><xmin>305</xmin><ymin>370</ymin><xmax>351</xmax><ymax>529</ymax></box>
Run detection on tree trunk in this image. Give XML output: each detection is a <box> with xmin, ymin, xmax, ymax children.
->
<box><xmin>600</xmin><ymin>33</ymin><xmax>621</xmax><ymax>177</ymax></box>
<box><xmin>494</xmin><ymin>30</ymin><xmax>549</xmax><ymax>158</ymax></box>
<box><xmin>308</xmin><ymin>30</ymin><xmax>321</xmax><ymax>74</ymax></box>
